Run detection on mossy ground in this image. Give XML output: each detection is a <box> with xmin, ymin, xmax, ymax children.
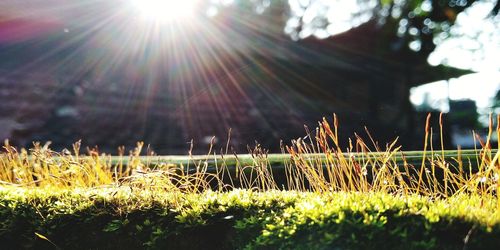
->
<box><xmin>1</xmin><ymin>186</ymin><xmax>499</xmax><ymax>249</ymax></box>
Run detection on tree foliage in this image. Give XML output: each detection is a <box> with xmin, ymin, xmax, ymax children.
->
<box><xmin>209</xmin><ymin>0</ymin><xmax>499</xmax><ymax>57</ymax></box>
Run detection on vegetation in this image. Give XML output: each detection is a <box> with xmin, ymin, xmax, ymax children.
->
<box><xmin>1</xmin><ymin>113</ymin><xmax>500</xmax><ymax>249</ymax></box>
<box><xmin>1</xmin><ymin>187</ymin><xmax>499</xmax><ymax>249</ymax></box>
<box><xmin>215</xmin><ymin>0</ymin><xmax>500</xmax><ymax>56</ymax></box>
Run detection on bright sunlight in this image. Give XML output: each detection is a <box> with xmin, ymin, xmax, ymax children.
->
<box><xmin>130</xmin><ymin>0</ymin><xmax>198</xmax><ymax>22</ymax></box>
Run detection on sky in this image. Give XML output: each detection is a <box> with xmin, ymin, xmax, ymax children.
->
<box><xmin>410</xmin><ymin>0</ymin><xmax>500</xmax><ymax>122</ymax></box>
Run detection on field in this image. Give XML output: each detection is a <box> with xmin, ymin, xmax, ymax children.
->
<box><xmin>1</xmin><ymin>115</ymin><xmax>500</xmax><ymax>249</ymax></box>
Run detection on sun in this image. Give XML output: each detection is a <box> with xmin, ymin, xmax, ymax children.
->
<box><xmin>131</xmin><ymin>0</ymin><xmax>198</xmax><ymax>22</ymax></box>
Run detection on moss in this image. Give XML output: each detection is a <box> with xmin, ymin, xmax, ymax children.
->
<box><xmin>0</xmin><ymin>187</ymin><xmax>499</xmax><ymax>249</ymax></box>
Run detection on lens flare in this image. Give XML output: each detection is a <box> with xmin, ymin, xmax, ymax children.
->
<box><xmin>131</xmin><ymin>0</ymin><xmax>198</xmax><ymax>22</ymax></box>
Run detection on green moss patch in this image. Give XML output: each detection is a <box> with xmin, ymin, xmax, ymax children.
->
<box><xmin>0</xmin><ymin>187</ymin><xmax>499</xmax><ymax>249</ymax></box>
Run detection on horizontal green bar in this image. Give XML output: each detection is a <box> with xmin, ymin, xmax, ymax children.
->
<box><xmin>104</xmin><ymin>149</ymin><xmax>496</xmax><ymax>168</ymax></box>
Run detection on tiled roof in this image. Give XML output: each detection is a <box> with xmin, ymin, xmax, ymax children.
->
<box><xmin>0</xmin><ymin>56</ymin><xmax>372</xmax><ymax>154</ymax></box>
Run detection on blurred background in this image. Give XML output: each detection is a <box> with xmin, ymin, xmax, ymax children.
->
<box><xmin>0</xmin><ymin>0</ymin><xmax>499</xmax><ymax>154</ymax></box>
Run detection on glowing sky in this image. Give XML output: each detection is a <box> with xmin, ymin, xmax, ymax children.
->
<box><xmin>130</xmin><ymin>0</ymin><xmax>199</xmax><ymax>22</ymax></box>
<box><xmin>411</xmin><ymin>0</ymin><xmax>500</xmax><ymax>121</ymax></box>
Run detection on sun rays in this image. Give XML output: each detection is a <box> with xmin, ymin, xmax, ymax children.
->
<box><xmin>0</xmin><ymin>0</ymin><xmax>332</xmax><ymax>151</ymax></box>
<box><xmin>130</xmin><ymin>0</ymin><xmax>199</xmax><ymax>22</ymax></box>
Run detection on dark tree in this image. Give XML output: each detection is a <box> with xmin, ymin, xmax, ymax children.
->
<box><xmin>209</xmin><ymin>0</ymin><xmax>499</xmax><ymax>57</ymax></box>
